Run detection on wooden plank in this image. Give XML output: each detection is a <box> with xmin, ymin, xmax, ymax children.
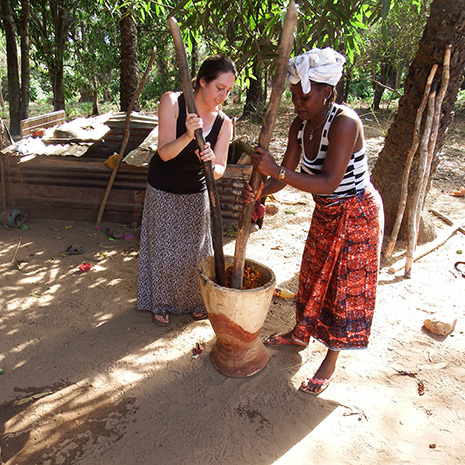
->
<box><xmin>20</xmin><ymin>110</ymin><xmax>66</xmax><ymax>138</ymax></box>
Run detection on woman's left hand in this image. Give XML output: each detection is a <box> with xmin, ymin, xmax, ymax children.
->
<box><xmin>196</xmin><ymin>142</ymin><xmax>216</xmax><ymax>165</ymax></box>
<box><xmin>251</xmin><ymin>146</ymin><xmax>279</xmax><ymax>178</ymax></box>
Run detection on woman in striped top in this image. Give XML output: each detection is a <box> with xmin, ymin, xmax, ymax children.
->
<box><xmin>244</xmin><ymin>48</ymin><xmax>384</xmax><ymax>395</ymax></box>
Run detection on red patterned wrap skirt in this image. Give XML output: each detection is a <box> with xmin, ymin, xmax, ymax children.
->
<box><xmin>293</xmin><ymin>184</ymin><xmax>383</xmax><ymax>350</ymax></box>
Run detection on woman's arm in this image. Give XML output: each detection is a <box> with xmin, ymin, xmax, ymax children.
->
<box><xmin>252</xmin><ymin>109</ymin><xmax>362</xmax><ymax>195</ymax></box>
<box><xmin>243</xmin><ymin>117</ymin><xmax>302</xmax><ymax>203</ymax></box>
<box><xmin>261</xmin><ymin>116</ymin><xmax>303</xmax><ymax>197</ymax></box>
<box><xmin>157</xmin><ymin>92</ymin><xmax>203</xmax><ymax>161</ymax></box>
<box><xmin>210</xmin><ymin>116</ymin><xmax>233</xmax><ymax>180</ymax></box>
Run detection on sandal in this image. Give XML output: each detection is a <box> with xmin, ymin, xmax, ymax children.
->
<box><xmin>192</xmin><ymin>310</ymin><xmax>208</xmax><ymax>321</ymax></box>
<box><xmin>61</xmin><ymin>245</ymin><xmax>84</xmax><ymax>255</ymax></box>
<box><xmin>153</xmin><ymin>311</ymin><xmax>170</xmax><ymax>326</ymax></box>
<box><xmin>299</xmin><ymin>376</ymin><xmax>332</xmax><ymax>395</ymax></box>
<box><xmin>263</xmin><ymin>332</ymin><xmax>306</xmax><ymax>348</ymax></box>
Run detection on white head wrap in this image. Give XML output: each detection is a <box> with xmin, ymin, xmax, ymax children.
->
<box><xmin>287</xmin><ymin>47</ymin><xmax>346</xmax><ymax>94</ymax></box>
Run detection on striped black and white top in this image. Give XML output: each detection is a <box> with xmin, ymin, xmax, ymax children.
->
<box><xmin>298</xmin><ymin>103</ymin><xmax>370</xmax><ymax>199</ymax></box>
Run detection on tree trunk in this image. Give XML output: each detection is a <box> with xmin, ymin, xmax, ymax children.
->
<box><xmin>119</xmin><ymin>8</ymin><xmax>139</xmax><ymax>112</ymax></box>
<box><xmin>0</xmin><ymin>80</ymin><xmax>5</xmax><ymax>110</ymax></box>
<box><xmin>1</xmin><ymin>0</ymin><xmax>21</xmax><ymax>138</ymax></box>
<box><xmin>191</xmin><ymin>37</ymin><xmax>198</xmax><ymax>78</ymax></box>
<box><xmin>242</xmin><ymin>60</ymin><xmax>265</xmax><ymax>121</ymax></box>
<box><xmin>372</xmin><ymin>64</ymin><xmax>389</xmax><ymax>110</ymax></box>
<box><xmin>371</xmin><ymin>0</ymin><xmax>465</xmax><ymax>242</ymax></box>
<box><xmin>53</xmin><ymin>1</ymin><xmax>65</xmax><ymax>110</ymax></box>
<box><xmin>19</xmin><ymin>0</ymin><xmax>30</xmax><ymax>121</ymax></box>
<box><xmin>92</xmin><ymin>75</ymin><xmax>99</xmax><ymax>116</ymax></box>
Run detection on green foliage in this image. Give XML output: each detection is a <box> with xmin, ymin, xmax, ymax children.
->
<box><xmin>67</xmin><ymin>3</ymin><xmax>120</xmax><ymax>103</ymax></box>
<box><xmin>348</xmin><ymin>79</ymin><xmax>374</xmax><ymax>101</ymax></box>
<box><xmin>353</xmin><ymin>0</ymin><xmax>431</xmax><ymax>104</ymax></box>
<box><xmin>3</xmin><ymin>0</ymin><xmax>435</xmax><ymax>118</ymax></box>
<box><xmin>29</xmin><ymin>79</ymin><xmax>49</xmax><ymax>103</ymax></box>
<box><xmin>455</xmin><ymin>89</ymin><xmax>465</xmax><ymax>116</ymax></box>
<box><xmin>169</xmin><ymin>0</ymin><xmax>408</xmax><ymax>100</ymax></box>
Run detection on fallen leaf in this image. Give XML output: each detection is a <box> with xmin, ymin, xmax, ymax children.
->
<box><xmin>450</xmin><ymin>186</ymin><xmax>465</xmax><ymax>197</ymax></box>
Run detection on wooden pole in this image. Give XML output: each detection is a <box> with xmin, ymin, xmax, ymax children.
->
<box><xmin>405</xmin><ymin>85</ymin><xmax>436</xmax><ymax>277</ymax></box>
<box><xmin>405</xmin><ymin>43</ymin><xmax>451</xmax><ymax>277</ymax></box>
<box><xmin>96</xmin><ymin>47</ymin><xmax>157</xmax><ymax>225</ymax></box>
<box><xmin>430</xmin><ymin>208</ymin><xmax>465</xmax><ymax>235</ymax></box>
<box><xmin>230</xmin><ymin>0</ymin><xmax>298</xmax><ymax>289</ymax></box>
<box><xmin>168</xmin><ymin>17</ymin><xmax>226</xmax><ymax>286</ymax></box>
<box><xmin>384</xmin><ymin>64</ymin><xmax>438</xmax><ymax>258</ymax></box>
<box><xmin>388</xmin><ymin>220</ymin><xmax>465</xmax><ymax>274</ymax></box>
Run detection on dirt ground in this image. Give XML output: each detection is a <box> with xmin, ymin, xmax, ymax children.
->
<box><xmin>0</xmin><ymin>108</ymin><xmax>464</xmax><ymax>465</ymax></box>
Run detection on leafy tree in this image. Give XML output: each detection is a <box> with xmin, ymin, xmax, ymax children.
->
<box><xmin>372</xmin><ymin>0</ymin><xmax>465</xmax><ymax>240</ymax></box>
<box><xmin>68</xmin><ymin>3</ymin><xmax>119</xmax><ymax>114</ymax></box>
<box><xmin>0</xmin><ymin>0</ymin><xmax>30</xmax><ymax>137</ymax></box>
<box><xmin>136</xmin><ymin>12</ymin><xmax>179</xmax><ymax>106</ymax></box>
<box><xmin>29</xmin><ymin>0</ymin><xmax>81</xmax><ymax>111</ymax></box>
<box><xmin>0</xmin><ymin>0</ymin><xmax>20</xmax><ymax>135</ymax></box>
<box><xmin>171</xmin><ymin>0</ymin><xmax>393</xmax><ymax>118</ymax></box>
<box><xmin>355</xmin><ymin>0</ymin><xmax>430</xmax><ymax>109</ymax></box>
<box><xmin>18</xmin><ymin>0</ymin><xmax>30</xmax><ymax>120</ymax></box>
<box><xmin>101</xmin><ymin>0</ymin><xmax>172</xmax><ymax>112</ymax></box>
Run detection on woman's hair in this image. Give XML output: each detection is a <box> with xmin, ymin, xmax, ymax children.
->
<box><xmin>310</xmin><ymin>80</ymin><xmax>337</xmax><ymax>106</ymax></box>
<box><xmin>193</xmin><ymin>55</ymin><xmax>237</xmax><ymax>91</ymax></box>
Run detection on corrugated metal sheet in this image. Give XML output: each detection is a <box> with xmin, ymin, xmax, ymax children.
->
<box><xmin>0</xmin><ymin>113</ymin><xmax>252</xmax><ymax>227</ymax></box>
<box><xmin>2</xmin><ymin>154</ymin><xmax>147</xmax><ymax>224</ymax></box>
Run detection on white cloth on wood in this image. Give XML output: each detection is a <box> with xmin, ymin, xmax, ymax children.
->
<box><xmin>287</xmin><ymin>47</ymin><xmax>346</xmax><ymax>94</ymax></box>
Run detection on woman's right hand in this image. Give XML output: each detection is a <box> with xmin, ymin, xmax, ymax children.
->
<box><xmin>185</xmin><ymin>113</ymin><xmax>203</xmax><ymax>139</ymax></box>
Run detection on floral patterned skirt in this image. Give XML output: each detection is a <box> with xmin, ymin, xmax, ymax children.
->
<box><xmin>137</xmin><ymin>184</ymin><xmax>213</xmax><ymax>316</ymax></box>
<box><xmin>293</xmin><ymin>185</ymin><xmax>384</xmax><ymax>349</ymax></box>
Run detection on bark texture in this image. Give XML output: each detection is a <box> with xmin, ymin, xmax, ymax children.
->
<box><xmin>50</xmin><ymin>0</ymin><xmax>66</xmax><ymax>111</ymax></box>
<box><xmin>1</xmin><ymin>0</ymin><xmax>21</xmax><ymax>137</ymax></box>
<box><xmin>371</xmin><ymin>0</ymin><xmax>465</xmax><ymax>241</ymax></box>
<box><xmin>119</xmin><ymin>9</ymin><xmax>139</xmax><ymax>112</ymax></box>
<box><xmin>19</xmin><ymin>0</ymin><xmax>30</xmax><ymax>121</ymax></box>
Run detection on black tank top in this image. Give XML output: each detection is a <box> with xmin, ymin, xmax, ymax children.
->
<box><xmin>148</xmin><ymin>93</ymin><xmax>226</xmax><ymax>194</ymax></box>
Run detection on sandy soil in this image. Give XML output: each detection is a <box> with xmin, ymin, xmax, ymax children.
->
<box><xmin>0</xmin><ymin>109</ymin><xmax>464</xmax><ymax>465</ymax></box>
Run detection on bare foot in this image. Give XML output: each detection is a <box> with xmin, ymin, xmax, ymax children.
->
<box><xmin>153</xmin><ymin>312</ymin><xmax>170</xmax><ymax>326</ymax></box>
<box><xmin>192</xmin><ymin>310</ymin><xmax>208</xmax><ymax>320</ymax></box>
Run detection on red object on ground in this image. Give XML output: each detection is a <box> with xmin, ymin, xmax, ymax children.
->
<box><xmin>79</xmin><ymin>263</ymin><xmax>92</xmax><ymax>272</ymax></box>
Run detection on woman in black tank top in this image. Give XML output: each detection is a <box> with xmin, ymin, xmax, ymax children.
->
<box><xmin>137</xmin><ymin>55</ymin><xmax>236</xmax><ymax>325</ymax></box>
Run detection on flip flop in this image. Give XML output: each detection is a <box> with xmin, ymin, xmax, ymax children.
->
<box><xmin>299</xmin><ymin>376</ymin><xmax>332</xmax><ymax>395</ymax></box>
<box><xmin>153</xmin><ymin>311</ymin><xmax>170</xmax><ymax>326</ymax></box>
<box><xmin>61</xmin><ymin>245</ymin><xmax>84</xmax><ymax>255</ymax></box>
<box><xmin>263</xmin><ymin>332</ymin><xmax>306</xmax><ymax>348</ymax></box>
<box><xmin>192</xmin><ymin>310</ymin><xmax>208</xmax><ymax>321</ymax></box>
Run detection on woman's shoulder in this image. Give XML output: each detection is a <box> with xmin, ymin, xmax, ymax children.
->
<box><xmin>289</xmin><ymin>115</ymin><xmax>304</xmax><ymax>134</ymax></box>
<box><xmin>220</xmin><ymin>111</ymin><xmax>232</xmax><ymax>123</ymax></box>
<box><xmin>334</xmin><ymin>103</ymin><xmax>361</xmax><ymax>122</ymax></box>
<box><xmin>330</xmin><ymin>104</ymin><xmax>364</xmax><ymax>146</ymax></box>
<box><xmin>160</xmin><ymin>91</ymin><xmax>182</xmax><ymax>105</ymax></box>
